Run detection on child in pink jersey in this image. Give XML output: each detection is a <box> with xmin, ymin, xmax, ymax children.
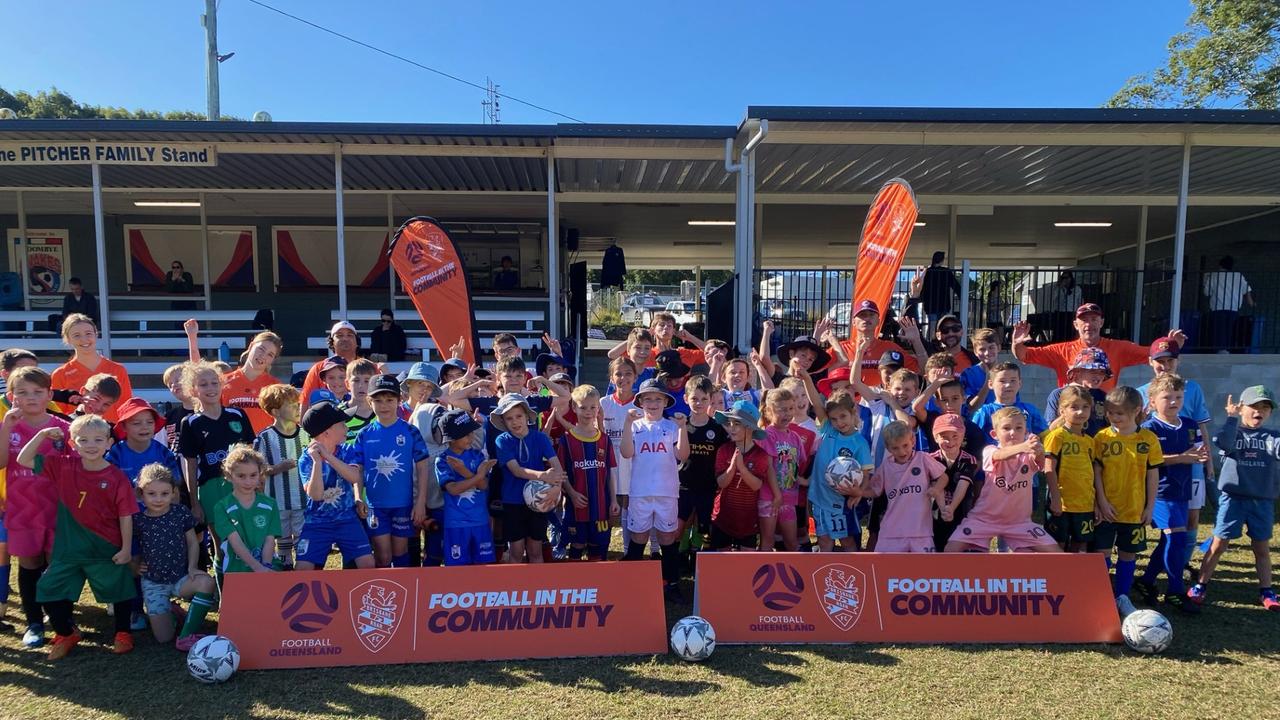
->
<box><xmin>945</xmin><ymin>406</ymin><xmax>1059</xmax><ymax>553</ymax></box>
<box><xmin>758</xmin><ymin>388</ymin><xmax>808</xmax><ymax>551</ymax></box>
<box><xmin>864</xmin><ymin>420</ymin><xmax>947</xmax><ymax>552</ymax></box>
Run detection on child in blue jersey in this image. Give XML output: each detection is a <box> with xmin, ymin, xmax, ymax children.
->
<box><xmin>348</xmin><ymin>375</ymin><xmax>430</xmax><ymax>568</ymax></box>
<box><xmin>434</xmin><ymin>410</ymin><xmax>497</xmax><ymax>566</ymax></box>
<box><xmin>307</xmin><ymin>356</ymin><xmax>347</xmax><ymax>408</ymax></box>
<box><xmin>295</xmin><ymin>402</ymin><xmax>373</xmax><ymax>571</ymax></box>
<box><xmin>797</xmin><ymin>368</ymin><xmax>872</xmax><ymax>553</ymax></box>
<box><xmin>557</xmin><ymin>385</ymin><xmax>620</xmax><ymax>560</ymax></box>
<box><xmin>605</xmin><ymin>328</ymin><xmax>657</xmax><ymax>394</ymax></box>
<box><xmin>971</xmin><ymin>362</ymin><xmax>1048</xmax><ymax>442</ymax></box>
<box><xmin>492</xmin><ymin>393</ymin><xmax>566</xmax><ymax>564</ymax></box>
<box><xmin>1135</xmin><ymin>374</ymin><xmax>1205</xmax><ymax>614</ymax></box>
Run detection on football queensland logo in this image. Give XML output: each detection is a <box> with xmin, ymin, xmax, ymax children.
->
<box><xmin>280</xmin><ymin>580</ymin><xmax>340</xmax><ymax>633</ymax></box>
<box><xmin>349</xmin><ymin>579</ymin><xmax>407</xmax><ymax>653</ymax></box>
<box><xmin>752</xmin><ymin>562</ymin><xmax>805</xmax><ymax>611</ymax></box>
<box><xmin>812</xmin><ymin>563</ymin><xmax>866</xmax><ymax>631</ymax></box>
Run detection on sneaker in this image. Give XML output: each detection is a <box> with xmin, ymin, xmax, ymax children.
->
<box><xmin>1261</xmin><ymin>590</ymin><xmax>1280</xmax><ymax>611</ymax></box>
<box><xmin>663</xmin><ymin>583</ymin><xmax>684</xmax><ymax>604</ymax></box>
<box><xmin>22</xmin><ymin>623</ymin><xmax>45</xmax><ymax>648</ymax></box>
<box><xmin>112</xmin><ymin>631</ymin><xmax>134</xmax><ymax>654</ymax></box>
<box><xmin>175</xmin><ymin>633</ymin><xmax>206</xmax><ymax>652</ymax></box>
<box><xmin>130</xmin><ymin>612</ymin><xmax>148</xmax><ymax>631</ymax></box>
<box><xmin>1116</xmin><ymin>594</ymin><xmax>1137</xmax><ymax>618</ymax></box>
<box><xmin>1134</xmin><ymin>581</ymin><xmax>1159</xmax><ymax>606</ymax></box>
<box><xmin>1164</xmin><ymin>593</ymin><xmax>1201</xmax><ymax>615</ymax></box>
<box><xmin>1187</xmin><ymin>583</ymin><xmax>1207</xmax><ymax>605</ymax></box>
<box><xmin>47</xmin><ymin>631</ymin><xmax>82</xmax><ymax>660</ymax></box>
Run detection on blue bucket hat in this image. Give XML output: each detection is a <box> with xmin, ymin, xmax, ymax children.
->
<box><xmin>404</xmin><ymin>362</ymin><xmax>439</xmax><ymax>385</ymax></box>
<box><xmin>714</xmin><ymin>400</ymin><xmax>766</xmax><ymax>439</ymax></box>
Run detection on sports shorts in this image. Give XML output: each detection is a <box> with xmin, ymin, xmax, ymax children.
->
<box><xmin>366</xmin><ymin>506</ymin><xmax>415</xmax><ymax>538</ymax></box>
<box><xmin>565</xmin><ymin>519</ymin><xmax>612</xmax><ymax>558</ymax></box>
<box><xmin>443</xmin><ymin>524</ymin><xmax>495</xmax><ymax>566</ymax></box>
<box><xmin>1045</xmin><ymin>511</ymin><xmax>1096</xmax><ymax>546</ymax></box>
<box><xmin>1151</xmin><ymin>498</ymin><xmax>1189</xmax><ymax>531</ymax></box>
<box><xmin>296</xmin><ymin>518</ymin><xmax>373</xmax><ymax>566</ymax></box>
<box><xmin>875</xmin><ymin>536</ymin><xmax>935</xmax><ymax>553</ymax></box>
<box><xmin>1213</xmin><ymin>493</ymin><xmax>1274</xmax><ymax>542</ymax></box>
<box><xmin>142</xmin><ymin>575</ymin><xmax>191</xmax><ymax>616</ymax></box>
<box><xmin>811</xmin><ymin>501</ymin><xmax>853</xmax><ymax>540</ymax></box>
<box><xmin>949</xmin><ymin>517</ymin><xmax>1055</xmax><ymax>552</ymax></box>
<box><xmin>678</xmin><ymin>486</ymin><xmax>716</xmax><ymax>532</ymax></box>
<box><xmin>1093</xmin><ymin>521</ymin><xmax>1146</xmax><ymax>554</ymax></box>
<box><xmin>626</xmin><ymin>496</ymin><xmax>678</xmax><ymax>534</ymax></box>
<box><xmin>502</xmin><ymin>503</ymin><xmax>550</xmax><ymax>543</ymax></box>
<box><xmin>37</xmin><ymin>558</ymin><xmax>135</xmax><ymax>604</ymax></box>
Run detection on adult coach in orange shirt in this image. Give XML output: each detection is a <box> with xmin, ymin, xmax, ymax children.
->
<box><xmin>1012</xmin><ymin>302</ymin><xmax>1184</xmax><ymax>391</ymax></box>
<box><xmin>838</xmin><ymin>300</ymin><xmax>927</xmax><ymax>387</ymax></box>
<box><xmin>300</xmin><ymin>321</ymin><xmax>362</xmax><ymax>409</ymax></box>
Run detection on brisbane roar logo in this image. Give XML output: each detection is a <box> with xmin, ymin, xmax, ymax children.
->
<box><xmin>349</xmin><ymin>580</ymin><xmax>407</xmax><ymax>653</ymax></box>
<box><xmin>812</xmin><ymin>563</ymin><xmax>866</xmax><ymax>631</ymax></box>
<box><xmin>280</xmin><ymin>580</ymin><xmax>339</xmax><ymax>633</ymax></box>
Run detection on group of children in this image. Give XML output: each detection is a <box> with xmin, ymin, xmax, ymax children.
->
<box><xmin>1</xmin><ymin>307</ymin><xmax>1278</xmax><ymax>659</ymax></box>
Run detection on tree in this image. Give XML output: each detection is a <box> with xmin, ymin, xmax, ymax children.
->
<box><xmin>0</xmin><ymin>86</ymin><xmax>232</xmax><ymax>120</ymax></box>
<box><xmin>1107</xmin><ymin>0</ymin><xmax>1280</xmax><ymax>109</ymax></box>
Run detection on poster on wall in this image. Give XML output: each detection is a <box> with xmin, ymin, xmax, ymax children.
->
<box><xmin>6</xmin><ymin>229</ymin><xmax>70</xmax><ymax>309</ymax></box>
<box><xmin>272</xmin><ymin>226</ymin><xmax>392</xmax><ymax>289</ymax></box>
<box><xmin>123</xmin><ymin>225</ymin><xmax>259</xmax><ymax>290</ymax></box>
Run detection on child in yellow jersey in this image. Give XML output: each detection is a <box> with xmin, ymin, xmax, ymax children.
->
<box><xmin>1093</xmin><ymin>386</ymin><xmax>1162</xmax><ymax>615</ymax></box>
<box><xmin>1042</xmin><ymin>385</ymin><xmax>1097</xmax><ymax>552</ymax></box>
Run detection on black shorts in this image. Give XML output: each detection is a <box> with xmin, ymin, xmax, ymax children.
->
<box><xmin>502</xmin><ymin>503</ymin><xmax>549</xmax><ymax>543</ymax></box>
<box><xmin>867</xmin><ymin>493</ymin><xmax>888</xmax><ymax>533</ymax></box>
<box><xmin>1046</xmin><ymin>512</ymin><xmax>1096</xmax><ymax>546</ymax></box>
<box><xmin>1092</xmin><ymin>521</ymin><xmax>1146</xmax><ymax>554</ymax></box>
<box><xmin>678</xmin><ymin>486</ymin><xmax>716</xmax><ymax>532</ymax></box>
<box><xmin>708</xmin><ymin>525</ymin><xmax>757</xmax><ymax>551</ymax></box>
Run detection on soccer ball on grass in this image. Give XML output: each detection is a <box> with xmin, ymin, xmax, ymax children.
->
<box><xmin>1122</xmin><ymin>609</ymin><xmax>1172</xmax><ymax>654</ymax></box>
<box><xmin>187</xmin><ymin>635</ymin><xmax>241</xmax><ymax>683</ymax></box>
<box><xmin>670</xmin><ymin>615</ymin><xmax>716</xmax><ymax>662</ymax></box>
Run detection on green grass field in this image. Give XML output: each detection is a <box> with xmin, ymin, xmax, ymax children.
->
<box><xmin>1</xmin><ymin>531</ymin><xmax>1277</xmax><ymax>720</ymax></box>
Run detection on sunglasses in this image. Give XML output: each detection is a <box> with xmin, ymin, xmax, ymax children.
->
<box><xmin>939</xmin><ymin>325</ymin><xmax>962</xmax><ymax>333</ymax></box>
<box><xmin>171</xmin><ymin>265</ymin><xmax>182</xmax><ymax>270</ymax></box>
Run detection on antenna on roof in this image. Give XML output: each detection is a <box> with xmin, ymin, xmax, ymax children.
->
<box><xmin>481</xmin><ymin>77</ymin><xmax>501</xmax><ymax>125</ymax></box>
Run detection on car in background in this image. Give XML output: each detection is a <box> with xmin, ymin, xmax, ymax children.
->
<box><xmin>621</xmin><ymin>293</ymin><xmax>667</xmax><ymax>325</ymax></box>
<box><xmin>664</xmin><ymin>300</ymin><xmax>699</xmax><ymax>326</ymax></box>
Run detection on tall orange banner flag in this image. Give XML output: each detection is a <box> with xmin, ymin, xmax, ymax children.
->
<box><xmin>389</xmin><ymin>216</ymin><xmax>480</xmax><ymax>365</ymax></box>
<box><xmin>850</xmin><ymin>179</ymin><xmax>918</xmax><ymax>334</ymax></box>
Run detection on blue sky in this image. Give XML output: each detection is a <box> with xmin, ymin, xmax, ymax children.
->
<box><xmin>0</xmin><ymin>1</ymin><xmax>1190</xmax><ymax>126</ymax></box>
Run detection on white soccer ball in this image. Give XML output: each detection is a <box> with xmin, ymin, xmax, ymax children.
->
<box><xmin>523</xmin><ymin>479</ymin><xmax>560</xmax><ymax>513</ymax></box>
<box><xmin>824</xmin><ymin>455</ymin><xmax>863</xmax><ymax>492</ymax></box>
<box><xmin>670</xmin><ymin>615</ymin><xmax>716</xmax><ymax>662</ymax></box>
<box><xmin>187</xmin><ymin>635</ymin><xmax>241</xmax><ymax>683</ymax></box>
<box><xmin>1122</xmin><ymin>609</ymin><xmax>1173</xmax><ymax>654</ymax></box>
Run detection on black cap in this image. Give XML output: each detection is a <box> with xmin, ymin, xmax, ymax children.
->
<box><xmin>302</xmin><ymin>401</ymin><xmax>348</xmax><ymax>438</ymax></box>
<box><xmin>437</xmin><ymin>409</ymin><xmax>481</xmax><ymax>440</ymax></box>
<box><xmin>653</xmin><ymin>349</ymin><xmax>690</xmax><ymax>378</ymax></box>
<box><xmin>878</xmin><ymin>349</ymin><xmax>905</xmax><ymax>369</ymax></box>
<box><xmin>369</xmin><ymin>374</ymin><xmax>401</xmax><ymax>398</ymax></box>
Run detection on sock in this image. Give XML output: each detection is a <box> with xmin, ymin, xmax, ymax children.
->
<box><xmin>1183</xmin><ymin>537</ymin><xmax>1197</xmax><ymax>570</ymax></box>
<box><xmin>44</xmin><ymin>599</ymin><xmax>74</xmax><ymax>637</ymax></box>
<box><xmin>0</xmin><ymin>563</ymin><xmax>9</xmax><ymax>604</ymax></box>
<box><xmin>1164</xmin><ymin>531</ymin><xmax>1187</xmax><ymax>595</ymax></box>
<box><xmin>179</xmin><ymin>592</ymin><xmax>215</xmax><ymax>638</ymax></box>
<box><xmin>392</xmin><ymin>553</ymin><xmax>411</xmax><ymax>568</ymax></box>
<box><xmin>659</xmin><ymin>543</ymin><xmax>681</xmax><ymax>584</ymax></box>
<box><xmin>17</xmin><ymin>564</ymin><xmax>45</xmax><ymax>626</ymax></box>
<box><xmin>131</xmin><ymin>577</ymin><xmax>145</xmax><ymax>616</ymax></box>
<box><xmin>623</xmin><ymin>541</ymin><xmax>647</xmax><ymax>561</ymax></box>
<box><xmin>1115</xmin><ymin>559</ymin><xmax>1137</xmax><ymax>596</ymax></box>
<box><xmin>278</xmin><ymin>538</ymin><xmax>296</xmax><ymax>566</ymax></box>
<box><xmin>567</xmin><ymin>546</ymin><xmax>583</xmax><ymax>560</ymax></box>
<box><xmin>1142</xmin><ymin>535</ymin><xmax>1168</xmax><ymax>584</ymax></box>
<box><xmin>112</xmin><ymin>601</ymin><xmax>132</xmax><ymax>634</ymax></box>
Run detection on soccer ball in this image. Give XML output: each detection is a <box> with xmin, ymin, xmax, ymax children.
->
<box><xmin>824</xmin><ymin>456</ymin><xmax>863</xmax><ymax>492</ymax></box>
<box><xmin>523</xmin><ymin>479</ymin><xmax>560</xmax><ymax>513</ymax></box>
<box><xmin>670</xmin><ymin>615</ymin><xmax>716</xmax><ymax>662</ymax></box>
<box><xmin>187</xmin><ymin>635</ymin><xmax>241</xmax><ymax>683</ymax></box>
<box><xmin>1122</xmin><ymin>609</ymin><xmax>1173</xmax><ymax>654</ymax></box>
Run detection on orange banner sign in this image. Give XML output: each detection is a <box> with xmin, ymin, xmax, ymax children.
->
<box><xmin>390</xmin><ymin>216</ymin><xmax>480</xmax><ymax>365</ymax></box>
<box><xmin>695</xmin><ymin>552</ymin><xmax>1122</xmax><ymax>644</ymax></box>
<box><xmin>219</xmin><ymin>562</ymin><xmax>667</xmax><ymax>669</ymax></box>
<box><xmin>850</xmin><ymin>179</ymin><xmax>918</xmax><ymax>335</ymax></box>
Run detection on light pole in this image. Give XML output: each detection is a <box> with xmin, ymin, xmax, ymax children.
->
<box><xmin>203</xmin><ymin>0</ymin><xmax>219</xmax><ymax>120</ymax></box>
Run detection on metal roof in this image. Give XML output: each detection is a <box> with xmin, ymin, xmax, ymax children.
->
<box><xmin>747</xmin><ymin>106</ymin><xmax>1280</xmax><ymax>125</ymax></box>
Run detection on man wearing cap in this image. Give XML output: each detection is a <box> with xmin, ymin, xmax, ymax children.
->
<box><xmin>838</xmin><ymin>299</ymin><xmax>926</xmax><ymax>388</ymax></box>
<box><xmin>1012</xmin><ymin>303</ymin><xmax>1184</xmax><ymax>391</ymax></box>
<box><xmin>301</xmin><ymin>321</ymin><xmax>363</xmax><ymax>409</ymax></box>
<box><xmin>931</xmin><ymin>314</ymin><xmax>978</xmax><ymax>375</ymax></box>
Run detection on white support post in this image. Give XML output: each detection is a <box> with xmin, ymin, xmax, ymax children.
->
<box><xmin>335</xmin><ymin>145</ymin><xmax>348</xmax><ymax>319</ymax></box>
<box><xmin>16</xmin><ymin>190</ymin><xmax>30</xmax><ymax>310</ymax></box>
<box><xmin>91</xmin><ymin>163</ymin><xmax>112</xmax><ymax>355</ymax></box>
<box><xmin>1169</xmin><ymin>139</ymin><xmax>1191</xmax><ymax>331</ymax></box>
<box><xmin>959</xmin><ymin>259</ymin><xmax>971</xmax><ymax>332</ymax></box>
<box><xmin>1133</xmin><ymin>206</ymin><xmax>1148</xmax><ymax>342</ymax></box>
<box><xmin>947</xmin><ymin>205</ymin><xmax>958</xmax><ymax>269</ymax></box>
<box><xmin>387</xmin><ymin>193</ymin><xmax>396</xmax><ymax>312</ymax></box>
<box><xmin>546</xmin><ymin>153</ymin><xmax>561</xmax><ymax>339</ymax></box>
<box><xmin>199</xmin><ymin>191</ymin><xmax>212</xmax><ymax>311</ymax></box>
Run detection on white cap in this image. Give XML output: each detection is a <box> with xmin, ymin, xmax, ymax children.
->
<box><xmin>329</xmin><ymin>320</ymin><xmax>357</xmax><ymax>336</ymax></box>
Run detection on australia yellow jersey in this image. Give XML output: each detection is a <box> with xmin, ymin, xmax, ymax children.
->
<box><xmin>1043</xmin><ymin>426</ymin><xmax>1095</xmax><ymax>513</ymax></box>
<box><xmin>1094</xmin><ymin>427</ymin><xmax>1163</xmax><ymax>524</ymax></box>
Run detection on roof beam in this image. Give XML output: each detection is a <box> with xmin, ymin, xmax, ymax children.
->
<box><xmin>551</xmin><ymin>146</ymin><xmax>724</xmax><ymax>160</ymax></box>
<box><xmin>762</xmin><ymin>129</ymin><xmax>1280</xmax><ymax>148</ymax></box>
<box><xmin>757</xmin><ymin>193</ymin><xmax>1280</xmax><ymax>207</ymax></box>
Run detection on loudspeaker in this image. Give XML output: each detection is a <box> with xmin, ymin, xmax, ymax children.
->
<box><xmin>566</xmin><ymin>228</ymin><xmax>579</xmax><ymax>253</ymax></box>
<box><xmin>706</xmin><ymin>277</ymin><xmax>735</xmax><ymax>348</ymax></box>
<box><xmin>568</xmin><ymin>261</ymin><xmax>588</xmax><ymax>344</ymax></box>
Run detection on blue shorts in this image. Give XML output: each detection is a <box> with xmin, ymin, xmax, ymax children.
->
<box><xmin>1214</xmin><ymin>493</ymin><xmax>1275</xmax><ymax>542</ymax></box>
<box><xmin>443</xmin><ymin>524</ymin><xmax>495</xmax><ymax>566</ymax></box>
<box><xmin>0</xmin><ymin>513</ymin><xmax>7</xmax><ymax>544</ymax></box>
<box><xmin>297</xmin><ymin>519</ymin><xmax>373</xmax><ymax>566</ymax></box>
<box><xmin>565</xmin><ymin>519</ymin><xmax>611</xmax><ymax>557</ymax></box>
<box><xmin>811</xmin><ymin>501</ymin><xmax>854</xmax><ymax>540</ymax></box>
<box><xmin>366</xmin><ymin>506</ymin><xmax>415</xmax><ymax>538</ymax></box>
<box><xmin>1151</xmin><ymin>498</ymin><xmax>1189</xmax><ymax>531</ymax></box>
